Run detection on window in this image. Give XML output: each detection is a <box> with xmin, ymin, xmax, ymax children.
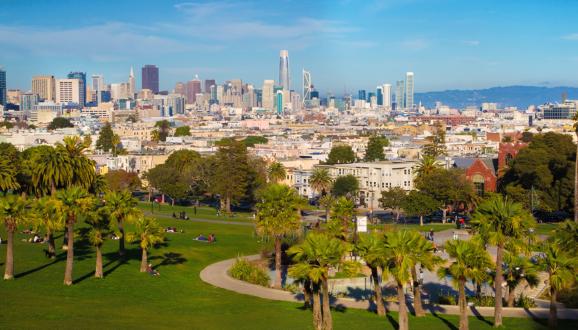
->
<box><xmin>472</xmin><ymin>174</ymin><xmax>485</xmax><ymax>196</ymax></box>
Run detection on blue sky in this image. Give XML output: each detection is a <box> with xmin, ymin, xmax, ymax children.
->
<box><xmin>1</xmin><ymin>0</ymin><xmax>578</xmax><ymax>94</ymax></box>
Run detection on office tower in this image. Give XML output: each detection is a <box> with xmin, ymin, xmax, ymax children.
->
<box><xmin>0</xmin><ymin>68</ymin><xmax>6</xmax><ymax>106</ymax></box>
<box><xmin>56</xmin><ymin>79</ymin><xmax>82</xmax><ymax>104</ymax></box>
<box><xmin>310</xmin><ymin>90</ymin><xmax>319</xmax><ymax>100</ymax></box>
<box><xmin>405</xmin><ymin>72</ymin><xmax>414</xmax><ymax>110</ymax></box>
<box><xmin>20</xmin><ymin>93</ymin><xmax>39</xmax><ymax>112</ymax></box>
<box><xmin>174</xmin><ymin>82</ymin><xmax>185</xmax><ymax>96</ymax></box>
<box><xmin>210</xmin><ymin>85</ymin><xmax>217</xmax><ymax>102</ymax></box>
<box><xmin>204</xmin><ymin>79</ymin><xmax>216</xmax><ymax>94</ymax></box>
<box><xmin>279</xmin><ymin>50</ymin><xmax>290</xmax><ymax>91</ymax></box>
<box><xmin>262</xmin><ymin>80</ymin><xmax>275</xmax><ymax>110</ymax></box>
<box><xmin>382</xmin><ymin>84</ymin><xmax>392</xmax><ymax>108</ymax></box>
<box><xmin>216</xmin><ymin>85</ymin><xmax>224</xmax><ymax>103</ymax></box>
<box><xmin>376</xmin><ymin>86</ymin><xmax>383</xmax><ymax>106</ymax></box>
<box><xmin>67</xmin><ymin>72</ymin><xmax>86</xmax><ymax>105</ymax></box>
<box><xmin>395</xmin><ymin>80</ymin><xmax>405</xmax><ymax>110</ymax></box>
<box><xmin>7</xmin><ymin>89</ymin><xmax>21</xmax><ymax>104</ymax></box>
<box><xmin>275</xmin><ymin>90</ymin><xmax>283</xmax><ymax>114</ymax></box>
<box><xmin>128</xmin><ymin>67</ymin><xmax>136</xmax><ymax>98</ymax></box>
<box><xmin>91</xmin><ymin>75</ymin><xmax>104</xmax><ymax>92</ymax></box>
<box><xmin>141</xmin><ymin>64</ymin><xmax>159</xmax><ymax>94</ymax></box>
<box><xmin>302</xmin><ymin>69</ymin><xmax>312</xmax><ymax>102</ymax></box>
<box><xmin>110</xmin><ymin>83</ymin><xmax>130</xmax><ymax>100</ymax></box>
<box><xmin>167</xmin><ymin>94</ymin><xmax>185</xmax><ymax>115</ymax></box>
<box><xmin>32</xmin><ymin>75</ymin><xmax>56</xmax><ymax>101</ymax></box>
<box><xmin>358</xmin><ymin>90</ymin><xmax>366</xmax><ymax>101</ymax></box>
<box><xmin>186</xmin><ymin>77</ymin><xmax>201</xmax><ymax>104</ymax></box>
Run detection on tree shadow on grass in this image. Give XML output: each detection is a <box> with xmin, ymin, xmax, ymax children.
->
<box><xmin>150</xmin><ymin>252</ymin><xmax>187</xmax><ymax>270</ymax></box>
<box><xmin>15</xmin><ymin>251</ymin><xmax>66</xmax><ymax>278</ymax></box>
<box><xmin>386</xmin><ymin>313</ymin><xmax>399</xmax><ymax>329</ymax></box>
<box><xmin>470</xmin><ymin>307</ymin><xmax>493</xmax><ymax>326</ymax></box>
<box><xmin>430</xmin><ymin>311</ymin><xmax>458</xmax><ymax>330</ymax></box>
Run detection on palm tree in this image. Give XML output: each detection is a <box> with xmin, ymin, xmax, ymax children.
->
<box><xmin>329</xmin><ymin>196</ymin><xmax>355</xmax><ymax>241</ymax></box>
<box><xmin>318</xmin><ymin>194</ymin><xmax>334</xmax><ymax>223</ymax></box>
<box><xmin>151</xmin><ymin>130</ymin><xmax>160</xmax><ymax>142</ymax></box>
<box><xmin>503</xmin><ymin>253</ymin><xmax>539</xmax><ymax>307</ymax></box>
<box><xmin>33</xmin><ymin>197</ymin><xmax>65</xmax><ymax>258</ymax></box>
<box><xmin>104</xmin><ymin>190</ymin><xmax>141</xmax><ymax>256</ymax></box>
<box><xmin>288</xmin><ymin>232</ymin><xmax>350</xmax><ymax>330</ymax></box>
<box><xmin>0</xmin><ymin>158</ymin><xmax>20</xmax><ymax>192</ymax></box>
<box><xmin>414</xmin><ymin>155</ymin><xmax>441</xmax><ymax>181</ymax></box>
<box><xmin>86</xmin><ymin>207</ymin><xmax>112</xmax><ymax>278</ymax></box>
<box><xmin>288</xmin><ymin>261</ymin><xmax>323</xmax><ymax>330</ymax></box>
<box><xmin>310</xmin><ymin>168</ymin><xmax>333</xmax><ymax>196</ymax></box>
<box><xmin>438</xmin><ymin>239</ymin><xmax>493</xmax><ymax>330</ymax></box>
<box><xmin>58</xmin><ymin>136</ymin><xmax>96</xmax><ymax>190</ymax></box>
<box><xmin>572</xmin><ymin>112</ymin><xmax>578</xmax><ymax>223</ymax></box>
<box><xmin>553</xmin><ymin>220</ymin><xmax>578</xmax><ymax>255</ymax></box>
<box><xmin>0</xmin><ymin>195</ymin><xmax>29</xmax><ymax>280</ymax></box>
<box><xmin>470</xmin><ymin>194</ymin><xmax>535</xmax><ymax>327</ymax></box>
<box><xmin>537</xmin><ymin>241</ymin><xmax>578</xmax><ymax>329</ymax></box>
<box><xmin>267</xmin><ymin>162</ymin><xmax>286</xmax><ymax>183</ymax></box>
<box><xmin>356</xmin><ymin>233</ymin><xmax>387</xmax><ymax>316</ymax></box>
<box><xmin>127</xmin><ymin>216</ymin><xmax>165</xmax><ymax>272</ymax></box>
<box><xmin>407</xmin><ymin>230</ymin><xmax>443</xmax><ymax>317</ymax></box>
<box><xmin>33</xmin><ymin>147</ymin><xmax>73</xmax><ymax>196</ymax></box>
<box><xmin>57</xmin><ymin>187</ymin><xmax>93</xmax><ymax>285</ymax></box>
<box><xmin>255</xmin><ymin>184</ymin><xmax>303</xmax><ymax>288</ymax></box>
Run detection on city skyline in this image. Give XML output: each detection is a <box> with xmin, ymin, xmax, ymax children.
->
<box><xmin>1</xmin><ymin>0</ymin><xmax>578</xmax><ymax>93</ymax></box>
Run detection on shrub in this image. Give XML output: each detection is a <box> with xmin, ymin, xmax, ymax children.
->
<box><xmin>437</xmin><ymin>294</ymin><xmax>457</xmax><ymax>305</ymax></box>
<box><xmin>468</xmin><ymin>295</ymin><xmax>495</xmax><ymax>307</ymax></box>
<box><xmin>229</xmin><ymin>257</ymin><xmax>270</xmax><ymax>287</ymax></box>
<box><xmin>515</xmin><ymin>294</ymin><xmax>537</xmax><ymax>308</ymax></box>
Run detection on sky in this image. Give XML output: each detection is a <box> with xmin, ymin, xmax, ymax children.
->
<box><xmin>1</xmin><ymin>0</ymin><xmax>578</xmax><ymax>94</ymax></box>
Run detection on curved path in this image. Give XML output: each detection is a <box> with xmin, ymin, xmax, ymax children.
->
<box><xmin>200</xmin><ymin>255</ymin><xmax>578</xmax><ymax>320</ymax></box>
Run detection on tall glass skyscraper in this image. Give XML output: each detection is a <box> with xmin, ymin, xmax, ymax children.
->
<box><xmin>395</xmin><ymin>80</ymin><xmax>405</xmax><ymax>110</ymax></box>
<box><xmin>358</xmin><ymin>90</ymin><xmax>366</xmax><ymax>101</ymax></box>
<box><xmin>141</xmin><ymin>64</ymin><xmax>159</xmax><ymax>94</ymax></box>
<box><xmin>67</xmin><ymin>71</ymin><xmax>86</xmax><ymax>105</ymax></box>
<box><xmin>279</xmin><ymin>50</ymin><xmax>290</xmax><ymax>91</ymax></box>
<box><xmin>405</xmin><ymin>72</ymin><xmax>414</xmax><ymax>110</ymax></box>
<box><xmin>376</xmin><ymin>86</ymin><xmax>383</xmax><ymax>106</ymax></box>
<box><xmin>0</xmin><ymin>68</ymin><xmax>6</xmax><ymax>106</ymax></box>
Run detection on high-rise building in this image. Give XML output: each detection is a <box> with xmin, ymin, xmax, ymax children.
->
<box><xmin>174</xmin><ymin>82</ymin><xmax>185</xmax><ymax>96</ymax></box>
<box><xmin>128</xmin><ymin>67</ymin><xmax>136</xmax><ymax>98</ymax></box>
<box><xmin>141</xmin><ymin>65</ymin><xmax>159</xmax><ymax>94</ymax></box>
<box><xmin>20</xmin><ymin>93</ymin><xmax>39</xmax><ymax>112</ymax></box>
<box><xmin>382</xmin><ymin>84</ymin><xmax>392</xmax><ymax>108</ymax></box>
<box><xmin>262</xmin><ymin>80</ymin><xmax>275</xmax><ymax>110</ymax></box>
<box><xmin>204</xmin><ymin>79</ymin><xmax>216</xmax><ymax>94</ymax></box>
<box><xmin>376</xmin><ymin>86</ymin><xmax>383</xmax><ymax>106</ymax></box>
<box><xmin>405</xmin><ymin>72</ymin><xmax>414</xmax><ymax>110</ymax></box>
<box><xmin>56</xmin><ymin>79</ymin><xmax>82</xmax><ymax>104</ymax></box>
<box><xmin>358</xmin><ymin>90</ymin><xmax>366</xmax><ymax>101</ymax></box>
<box><xmin>276</xmin><ymin>90</ymin><xmax>283</xmax><ymax>114</ymax></box>
<box><xmin>91</xmin><ymin>74</ymin><xmax>104</xmax><ymax>92</ymax></box>
<box><xmin>395</xmin><ymin>80</ymin><xmax>405</xmax><ymax>110</ymax></box>
<box><xmin>279</xmin><ymin>50</ymin><xmax>290</xmax><ymax>91</ymax></box>
<box><xmin>167</xmin><ymin>94</ymin><xmax>185</xmax><ymax>115</ymax></box>
<box><xmin>302</xmin><ymin>69</ymin><xmax>312</xmax><ymax>102</ymax></box>
<box><xmin>0</xmin><ymin>68</ymin><xmax>6</xmax><ymax>106</ymax></box>
<box><xmin>32</xmin><ymin>75</ymin><xmax>56</xmax><ymax>102</ymax></box>
<box><xmin>210</xmin><ymin>85</ymin><xmax>217</xmax><ymax>102</ymax></box>
<box><xmin>67</xmin><ymin>72</ymin><xmax>86</xmax><ymax>105</ymax></box>
<box><xmin>186</xmin><ymin>77</ymin><xmax>201</xmax><ymax>104</ymax></box>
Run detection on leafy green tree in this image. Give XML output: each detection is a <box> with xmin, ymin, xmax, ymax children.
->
<box><xmin>0</xmin><ymin>157</ymin><xmax>19</xmax><ymax>192</ymax></box>
<box><xmin>318</xmin><ymin>194</ymin><xmax>334</xmax><ymax>222</ymax></box>
<box><xmin>379</xmin><ymin>187</ymin><xmax>407</xmax><ymax>222</ymax></box>
<box><xmin>86</xmin><ymin>207</ymin><xmax>112</xmax><ymax>278</ymax></box>
<box><xmin>104</xmin><ymin>170</ymin><xmax>141</xmax><ymax>192</ymax></box>
<box><xmin>151</xmin><ymin>130</ymin><xmax>161</xmax><ymax>142</ymax></box>
<box><xmin>553</xmin><ymin>220</ymin><xmax>578</xmax><ymax>255</ymax></box>
<box><xmin>267</xmin><ymin>162</ymin><xmax>286</xmax><ymax>183</ymax></box>
<box><xmin>438</xmin><ymin>239</ymin><xmax>493</xmax><ymax>330</ymax></box>
<box><xmin>329</xmin><ymin>196</ymin><xmax>355</xmax><ymax>241</ymax></box>
<box><xmin>174</xmin><ymin>125</ymin><xmax>191</xmax><ymax>137</ymax></box>
<box><xmin>503</xmin><ymin>253</ymin><xmax>539</xmax><ymax>307</ymax></box>
<box><xmin>471</xmin><ymin>195</ymin><xmax>536</xmax><ymax>327</ymax></box>
<box><xmin>47</xmin><ymin>117</ymin><xmax>74</xmax><ymax>130</ymax></box>
<box><xmin>401</xmin><ymin>190</ymin><xmax>440</xmax><ymax>226</ymax></box>
<box><xmin>58</xmin><ymin>136</ymin><xmax>96</xmax><ymax>190</ymax></box>
<box><xmin>16</xmin><ymin>145</ymin><xmax>53</xmax><ymax>197</ymax></box>
<box><xmin>356</xmin><ymin>233</ymin><xmax>386</xmax><ymax>316</ymax></box>
<box><xmin>242</xmin><ymin>135</ymin><xmax>268</xmax><ymax>147</ymax></box>
<box><xmin>33</xmin><ymin>147</ymin><xmax>73</xmax><ymax>195</ymax></box>
<box><xmin>33</xmin><ymin>197</ymin><xmax>65</xmax><ymax>258</ymax></box>
<box><xmin>364</xmin><ymin>135</ymin><xmax>389</xmax><ymax>161</ymax></box>
<box><xmin>255</xmin><ymin>184</ymin><xmax>304</xmax><ymax>288</ymax></box>
<box><xmin>154</xmin><ymin>120</ymin><xmax>171</xmax><ymax>142</ymax></box>
<box><xmin>104</xmin><ymin>190</ymin><xmax>141</xmax><ymax>256</ymax></box>
<box><xmin>127</xmin><ymin>216</ymin><xmax>165</xmax><ymax>272</ymax></box>
<box><xmin>326</xmin><ymin>145</ymin><xmax>356</xmax><ymax>165</ymax></box>
<box><xmin>415</xmin><ymin>155</ymin><xmax>442</xmax><ymax>180</ymax></box>
<box><xmin>422</xmin><ymin>121</ymin><xmax>447</xmax><ymax>158</ymax></box>
<box><xmin>209</xmin><ymin>139</ymin><xmax>250</xmax><ymax>213</ymax></box>
<box><xmin>309</xmin><ymin>168</ymin><xmax>333</xmax><ymax>196</ymax></box>
<box><xmin>0</xmin><ymin>195</ymin><xmax>30</xmax><ymax>279</ymax></box>
<box><xmin>146</xmin><ymin>164</ymin><xmax>190</xmax><ymax>206</ymax></box>
<box><xmin>331</xmin><ymin>175</ymin><xmax>359</xmax><ymax>198</ymax></box>
<box><xmin>96</xmin><ymin>122</ymin><xmax>115</xmax><ymax>152</ymax></box>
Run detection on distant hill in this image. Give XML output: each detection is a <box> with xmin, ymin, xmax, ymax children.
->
<box><xmin>415</xmin><ymin>86</ymin><xmax>578</xmax><ymax>109</ymax></box>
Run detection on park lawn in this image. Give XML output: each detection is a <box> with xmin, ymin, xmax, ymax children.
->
<box><xmin>1</xmin><ymin>217</ymin><xmax>576</xmax><ymax>329</ymax></box>
<box><xmin>137</xmin><ymin>202</ymin><xmax>253</xmax><ymax>222</ymax></box>
<box><xmin>534</xmin><ymin>223</ymin><xmax>560</xmax><ymax>236</ymax></box>
<box><xmin>368</xmin><ymin>223</ymin><xmax>456</xmax><ymax>233</ymax></box>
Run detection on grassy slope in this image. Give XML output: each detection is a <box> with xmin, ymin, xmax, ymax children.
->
<box><xmin>0</xmin><ymin>217</ymin><xmax>576</xmax><ymax>329</ymax></box>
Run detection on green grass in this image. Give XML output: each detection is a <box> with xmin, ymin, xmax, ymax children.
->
<box><xmin>368</xmin><ymin>223</ymin><xmax>456</xmax><ymax>233</ymax></box>
<box><xmin>1</xmin><ymin>217</ymin><xmax>576</xmax><ymax>329</ymax></box>
<box><xmin>137</xmin><ymin>202</ymin><xmax>253</xmax><ymax>222</ymax></box>
<box><xmin>533</xmin><ymin>223</ymin><xmax>560</xmax><ymax>236</ymax></box>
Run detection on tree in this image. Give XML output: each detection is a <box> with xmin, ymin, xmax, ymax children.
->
<box><xmin>536</xmin><ymin>241</ymin><xmax>578</xmax><ymax>329</ymax></box>
<box><xmin>146</xmin><ymin>164</ymin><xmax>190</xmax><ymax>206</ymax></box>
<box><xmin>364</xmin><ymin>135</ymin><xmax>389</xmax><ymax>162</ymax></box>
<box><xmin>58</xmin><ymin>136</ymin><xmax>96</xmax><ymax>190</ymax></box>
<box><xmin>154</xmin><ymin>120</ymin><xmax>171</xmax><ymax>142</ymax></box>
<box><xmin>104</xmin><ymin>170</ymin><xmax>141</xmax><ymax>192</ymax></box>
<box><xmin>331</xmin><ymin>175</ymin><xmax>359</xmax><ymax>198</ymax></box>
<box><xmin>32</xmin><ymin>147</ymin><xmax>72</xmax><ymax>195</ymax></box>
<box><xmin>255</xmin><ymin>184</ymin><xmax>304</xmax><ymax>288</ymax></box>
<box><xmin>96</xmin><ymin>122</ymin><xmax>114</xmax><ymax>152</ymax></box>
<box><xmin>422</xmin><ymin>121</ymin><xmax>447</xmax><ymax>158</ymax></box>
<box><xmin>356</xmin><ymin>233</ymin><xmax>386</xmax><ymax>316</ymax></box>
<box><xmin>0</xmin><ymin>195</ymin><xmax>29</xmax><ymax>279</ymax></box>
<box><xmin>47</xmin><ymin>117</ymin><xmax>74</xmax><ymax>130</ymax></box>
<box><xmin>57</xmin><ymin>187</ymin><xmax>93</xmax><ymax>285</ymax></box>
<box><xmin>438</xmin><ymin>239</ymin><xmax>493</xmax><ymax>330</ymax></box>
<box><xmin>151</xmin><ymin>130</ymin><xmax>161</xmax><ymax>143</ymax></box>
<box><xmin>319</xmin><ymin>194</ymin><xmax>334</xmax><ymax>223</ymax></box>
<box><xmin>573</xmin><ymin>112</ymin><xmax>578</xmax><ymax>222</ymax></box>
<box><xmin>553</xmin><ymin>220</ymin><xmax>578</xmax><ymax>255</ymax></box>
<box><xmin>242</xmin><ymin>135</ymin><xmax>268</xmax><ymax>147</ymax></box>
<box><xmin>326</xmin><ymin>145</ymin><xmax>356</xmax><ymax>165</ymax></box>
<box><xmin>379</xmin><ymin>187</ymin><xmax>407</xmax><ymax>222</ymax></box>
<box><xmin>104</xmin><ymin>190</ymin><xmax>141</xmax><ymax>256</ymax></box>
<box><xmin>328</xmin><ymin>196</ymin><xmax>355</xmax><ymax>241</ymax></box>
<box><xmin>414</xmin><ymin>155</ymin><xmax>442</xmax><ymax>181</ymax></box>
<box><xmin>0</xmin><ymin>157</ymin><xmax>19</xmax><ymax>192</ymax></box>
<box><xmin>127</xmin><ymin>216</ymin><xmax>165</xmax><ymax>272</ymax></box>
<box><xmin>86</xmin><ymin>207</ymin><xmax>112</xmax><ymax>278</ymax></box>
<box><xmin>503</xmin><ymin>253</ymin><xmax>539</xmax><ymax>307</ymax></box>
<box><xmin>309</xmin><ymin>168</ymin><xmax>333</xmax><ymax>196</ymax></box>
<box><xmin>209</xmin><ymin>139</ymin><xmax>250</xmax><ymax>213</ymax></box>
<box><xmin>470</xmin><ymin>194</ymin><xmax>536</xmax><ymax>327</ymax></box>
<box><xmin>174</xmin><ymin>125</ymin><xmax>191</xmax><ymax>137</ymax></box>
<box><xmin>33</xmin><ymin>196</ymin><xmax>65</xmax><ymax>258</ymax></box>
<box><xmin>401</xmin><ymin>190</ymin><xmax>440</xmax><ymax>226</ymax></box>
<box><xmin>267</xmin><ymin>162</ymin><xmax>286</xmax><ymax>183</ymax></box>
<box><xmin>16</xmin><ymin>145</ymin><xmax>53</xmax><ymax>197</ymax></box>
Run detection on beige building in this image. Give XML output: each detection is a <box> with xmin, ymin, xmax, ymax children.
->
<box><xmin>56</xmin><ymin>78</ymin><xmax>82</xmax><ymax>104</ymax></box>
<box><xmin>32</xmin><ymin>75</ymin><xmax>56</xmax><ymax>101</ymax></box>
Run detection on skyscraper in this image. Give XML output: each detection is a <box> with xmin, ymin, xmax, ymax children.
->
<box><xmin>279</xmin><ymin>50</ymin><xmax>290</xmax><ymax>91</ymax></box>
<box><xmin>302</xmin><ymin>69</ymin><xmax>312</xmax><ymax>102</ymax></box>
<box><xmin>91</xmin><ymin>74</ymin><xmax>104</xmax><ymax>92</ymax></box>
<box><xmin>395</xmin><ymin>80</ymin><xmax>405</xmax><ymax>110</ymax></box>
<box><xmin>262</xmin><ymin>80</ymin><xmax>275</xmax><ymax>110</ymax></box>
<box><xmin>186</xmin><ymin>77</ymin><xmax>201</xmax><ymax>104</ymax></box>
<box><xmin>32</xmin><ymin>75</ymin><xmax>56</xmax><ymax>102</ymax></box>
<box><xmin>67</xmin><ymin>72</ymin><xmax>86</xmax><ymax>105</ymax></box>
<box><xmin>204</xmin><ymin>79</ymin><xmax>216</xmax><ymax>94</ymax></box>
<box><xmin>128</xmin><ymin>67</ymin><xmax>136</xmax><ymax>98</ymax></box>
<box><xmin>405</xmin><ymin>72</ymin><xmax>414</xmax><ymax>110</ymax></box>
<box><xmin>0</xmin><ymin>68</ymin><xmax>7</xmax><ymax>106</ymax></box>
<box><xmin>358</xmin><ymin>90</ymin><xmax>366</xmax><ymax>101</ymax></box>
<box><xmin>20</xmin><ymin>93</ymin><xmax>39</xmax><ymax>112</ymax></box>
<box><xmin>141</xmin><ymin>65</ymin><xmax>159</xmax><ymax>94</ymax></box>
<box><xmin>382</xmin><ymin>84</ymin><xmax>392</xmax><ymax>108</ymax></box>
<box><xmin>376</xmin><ymin>86</ymin><xmax>383</xmax><ymax>106</ymax></box>
<box><xmin>56</xmin><ymin>78</ymin><xmax>82</xmax><ymax>104</ymax></box>
<box><xmin>276</xmin><ymin>90</ymin><xmax>283</xmax><ymax>115</ymax></box>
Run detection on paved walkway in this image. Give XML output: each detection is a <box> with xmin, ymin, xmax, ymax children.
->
<box><xmin>200</xmin><ymin>254</ymin><xmax>578</xmax><ymax>320</ymax></box>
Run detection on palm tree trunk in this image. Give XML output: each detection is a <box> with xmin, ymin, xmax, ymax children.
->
<box><xmin>303</xmin><ymin>279</ymin><xmax>312</xmax><ymax>309</ymax></box>
<box><xmin>95</xmin><ymin>245</ymin><xmax>103</xmax><ymax>278</ymax></box>
<box><xmin>140</xmin><ymin>248</ymin><xmax>148</xmax><ymax>272</ymax></box>
<box><xmin>442</xmin><ymin>207</ymin><xmax>447</xmax><ymax>224</ymax></box>
<box><xmin>411</xmin><ymin>266</ymin><xmax>425</xmax><ymax>317</ymax></box>
<box><xmin>507</xmin><ymin>285</ymin><xmax>516</xmax><ymax>307</ymax></box>
<box><xmin>63</xmin><ymin>220</ymin><xmax>74</xmax><ymax>286</ymax></box>
<box><xmin>419</xmin><ymin>215</ymin><xmax>424</xmax><ymax>226</ymax></box>
<box><xmin>321</xmin><ymin>277</ymin><xmax>333</xmax><ymax>330</ymax></box>
<box><xmin>371</xmin><ymin>266</ymin><xmax>386</xmax><ymax>316</ymax></box>
<box><xmin>3</xmin><ymin>227</ymin><xmax>14</xmax><ymax>280</ymax></box>
<box><xmin>325</xmin><ymin>207</ymin><xmax>329</xmax><ymax>223</ymax></box>
<box><xmin>494</xmin><ymin>243</ymin><xmax>504</xmax><ymax>327</ymax></box>
<box><xmin>574</xmin><ymin>140</ymin><xmax>578</xmax><ymax>223</ymax></box>
<box><xmin>397</xmin><ymin>283</ymin><xmax>408</xmax><ymax>330</ymax></box>
<box><xmin>395</xmin><ymin>209</ymin><xmax>400</xmax><ymax>223</ymax></box>
<box><xmin>274</xmin><ymin>237</ymin><xmax>282</xmax><ymax>289</ymax></box>
<box><xmin>549</xmin><ymin>286</ymin><xmax>557</xmax><ymax>330</ymax></box>
<box><xmin>118</xmin><ymin>219</ymin><xmax>125</xmax><ymax>256</ymax></box>
<box><xmin>226</xmin><ymin>196</ymin><xmax>231</xmax><ymax>214</ymax></box>
<box><xmin>458</xmin><ymin>279</ymin><xmax>469</xmax><ymax>330</ymax></box>
<box><xmin>312</xmin><ymin>282</ymin><xmax>323</xmax><ymax>330</ymax></box>
<box><xmin>47</xmin><ymin>229</ymin><xmax>56</xmax><ymax>258</ymax></box>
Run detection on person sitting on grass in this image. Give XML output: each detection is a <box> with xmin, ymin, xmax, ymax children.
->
<box><xmin>196</xmin><ymin>234</ymin><xmax>207</xmax><ymax>241</ymax></box>
<box><xmin>146</xmin><ymin>263</ymin><xmax>159</xmax><ymax>276</ymax></box>
<box><xmin>208</xmin><ymin>234</ymin><xmax>216</xmax><ymax>243</ymax></box>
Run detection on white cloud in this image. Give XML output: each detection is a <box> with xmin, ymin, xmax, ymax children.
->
<box><xmin>561</xmin><ymin>33</ymin><xmax>578</xmax><ymax>40</ymax></box>
<box><xmin>463</xmin><ymin>40</ymin><xmax>480</xmax><ymax>46</ymax></box>
<box><xmin>401</xmin><ymin>38</ymin><xmax>429</xmax><ymax>50</ymax></box>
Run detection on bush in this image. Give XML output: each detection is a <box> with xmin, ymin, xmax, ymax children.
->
<box><xmin>515</xmin><ymin>294</ymin><xmax>537</xmax><ymax>308</ymax></box>
<box><xmin>229</xmin><ymin>257</ymin><xmax>270</xmax><ymax>287</ymax></box>
<box><xmin>468</xmin><ymin>295</ymin><xmax>495</xmax><ymax>307</ymax></box>
<box><xmin>437</xmin><ymin>294</ymin><xmax>457</xmax><ymax>305</ymax></box>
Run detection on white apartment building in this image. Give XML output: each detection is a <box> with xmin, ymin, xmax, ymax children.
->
<box><xmin>56</xmin><ymin>78</ymin><xmax>82</xmax><ymax>104</ymax></box>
